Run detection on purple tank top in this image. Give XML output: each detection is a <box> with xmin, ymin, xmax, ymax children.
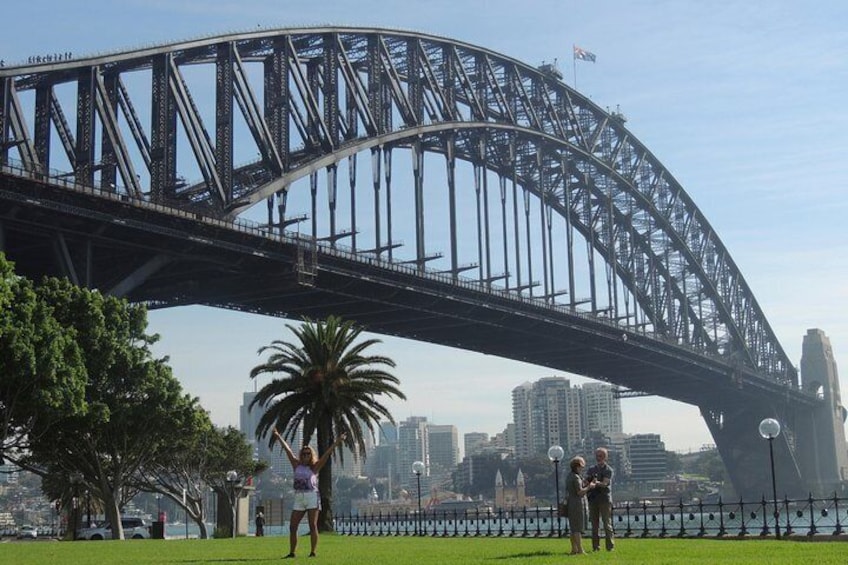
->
<box><xmin>293</xmin><ymin>464</ymin><xmax>318</xmax><ymax>492</ymax></box>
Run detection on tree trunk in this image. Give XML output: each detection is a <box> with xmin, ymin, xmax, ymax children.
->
<box><xmin>317</xmin><ymin>421</ymin><xmax>335</xmax><ymax>532</ymax></box>
<box><xmin>103</xmin><ymin>491</ymin><xmax>123</xmax><ymax>540</ymax></box>
<box><xmin>318</xmin><ymin>459</ymin><xmax>334</xmax><ymax>532</ymax></box>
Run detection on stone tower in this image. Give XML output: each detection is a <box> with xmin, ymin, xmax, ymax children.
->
<box><xmin>799</xmin><ymin>329</ymin><xmax>848</xmax><ymax>492</ymax></box>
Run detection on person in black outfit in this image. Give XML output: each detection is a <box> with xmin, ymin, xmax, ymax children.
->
<box><xmin>255</xmin><ymin>511</ymin><xmax>265</xmax><ymax>537</ymax></box>
<box><xmin>585</xmin><ymin>447</ymin><xmax>615</xmax><ymax>551</ymax></box>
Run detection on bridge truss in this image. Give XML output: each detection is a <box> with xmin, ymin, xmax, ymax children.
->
<box><xmin>0</xmin><ymin>27</ymin><xmax>829</xmax><ymax>495</ymax></box>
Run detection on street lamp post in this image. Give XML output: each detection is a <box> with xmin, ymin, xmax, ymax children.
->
<box><xmin>210</xmin><ymin>487</ymin><xmax>217</xmax><ymax>529</ymax></box>
<box><xmin>412</xmin><ymin>461</ymin><xmax>425</xmax><ymax>536</ymax></box>
<box><xmin>547</xmin><ymin>445</ymin><xmax>565</xmax><ymax>537</ymax></box>
<box><xmin>226</xmin><ymin>470</ymin><xmax>239</xmax><ymax>539</ymax></box>
<box><xmin>758</xmin><ymin>418</ymin><xmax>782</xmax><ymax>539</ymax></box>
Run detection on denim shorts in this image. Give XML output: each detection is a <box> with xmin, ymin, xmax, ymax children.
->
<box><xmin>292</xmin><ymin>491</ymin><xmax>320</xmax><ymax>511</ymax></box>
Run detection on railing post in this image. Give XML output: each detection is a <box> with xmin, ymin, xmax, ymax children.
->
<box><xmin>739</xmin><ymin>498</ymin><xmax>748</xmax><ymax>537</ymax></box>
<box><xmin>834</xmin><ymin>493</ymin><xmax>843</xmax><ymax>536</ymax></box>
<box><xmin>641</xmin><ymin>502</ymin><xmax>649</xmax><ymax>538</ymax></box>
<box><xmin>534</xmin><ymin>506</ymin><xmax>541</xmax><ymax>537</ymax></box>
<box><xmin>677</xmin><ymin>498</ymin><xmax>686</xmax><ymax>538</ymax></box>
<box><xmin>760</xmin><ymin>495</ymin><xmax>770</xmax><ymax>537</ymax></box>
<box><xmin>624</xmin><ymin>503</ymin><xmax>633</xmax><ymax>537</ymax></box>
<box><xmin>717</xmin><ymin>497</ymin><xmax>726</xmax><ymax>537</ymax></box>
<box><xmin>783</xmin><ymin>496</ymin><xmax>792</xmax><ymax>537</ymax></box>
<box><xmin>698</xmin><ymin>499</ymin><xmax>706</xmax><ymax>537</ymax></box>
<box><xmin>549</xmin><ymin>505</ymin><xmax>556</xmax><ymax>538</ymax></box>
<box><xmin>430</xmin><ymin>509</ymin><xmax>438</xmax><ymax>537</ymax></box>
<box><xmin>808</xmin><ymin>493</ymin><xmax>817</xmax><ymax>536</ymax></box>
<box><xmin>521</xmin><ymin>506</ymin><xmax>529</xmax><ymax>537</ymax></box>
<box><xmin>659</xmin><ymin>500</ymin><xmax>667</xmax><ymax>537</ymax></box>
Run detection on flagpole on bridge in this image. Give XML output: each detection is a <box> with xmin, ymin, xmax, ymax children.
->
<box><xmin>572</xmin><ymin>45</ymin><xmax>596</xmax><ymax>91</ymax></box>
<box><xmin>572</xmin><ymin>44</ymin><xmax>578</xmax><ymax>89</ymax></box>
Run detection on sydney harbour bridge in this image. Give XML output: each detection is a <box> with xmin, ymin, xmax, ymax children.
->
<box><xmin>1</xmin><ymin>27</ymin><xmax>845</xmax><ymax>497</ymax></box>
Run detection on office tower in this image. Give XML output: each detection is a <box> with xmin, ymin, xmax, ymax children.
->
<box><xmin>626</xmin><ymin>434</ymin><xmax>667</xmax><ymax>483</ymax></box>
<box><xmin>464</xmin><ymin>432</ymin><xmax>489</xmax><ymax>457</ymax></box>
<box><xmin>240</xmin><ymin>392</ymin><xmax>297</xmax><ymax>479</ymax></box>
<box><xmin>428</xmin><ymin>424</ymin><xmax>459</xmax><ymax>487</ymax></box>
<box><xmin>378</xmin><ymin>421</ymin><xmax>398</xmax><ymax>445</ymax></box>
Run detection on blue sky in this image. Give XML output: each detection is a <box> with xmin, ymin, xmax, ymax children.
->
<box><xmin>4</xmin><ymin>1</ymin><xmax>847</xmax><ymax>453</ymax></box>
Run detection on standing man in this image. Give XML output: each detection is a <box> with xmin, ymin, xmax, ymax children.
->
<box><xmin>255</xmin><ymin>510</ymin><xmax>265</xmax><ymax>537</ymax></box>
<box><xmin>586</xmin><ymin>447</ymin><xmax>615</xmax><ymax>551</ymax></box>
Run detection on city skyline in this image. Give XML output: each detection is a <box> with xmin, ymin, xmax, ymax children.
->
<box><xmin>4</xmin><ymin>1</ymin><xmax>846</xmax><ymax>453</ymax></box>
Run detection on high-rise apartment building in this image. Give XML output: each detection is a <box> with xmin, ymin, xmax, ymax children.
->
<box><xmin>581</xmin><ymin>382</ymin><xmax>623</xmax><ymax>436</ymax></box>
<box><xmin>513</xmin><ymin>377</ymin><xmax>583</xmax><ymax>459</ymax></box>
<box><xmin>397</xmin><ymin>416</ymin><xmax>429</xmax><ymax>489</ymax></box>
<box><xmin>511</xmin><ymin>382</ymin><xmax>534</xmax><ymax>459</ymax></box>
<box><xmin>511</xmin><ymin>377</ymin><xmax>625</xmax><ymax>460</ymax></box>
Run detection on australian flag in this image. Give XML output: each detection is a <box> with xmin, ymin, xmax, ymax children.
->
<box><xmin>573</xmin><ymin>45</ymin><xmax>596</xmax><ymax>63</ymax></box>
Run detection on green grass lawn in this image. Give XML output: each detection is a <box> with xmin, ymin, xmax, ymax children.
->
<box><xmin>2</xmin><ymin>535</ymin><xmax>846</xmax><ymax>564</ymax></box>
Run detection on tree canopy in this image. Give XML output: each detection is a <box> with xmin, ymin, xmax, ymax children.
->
<box><xmin>0</xmin><ymin>253</ymin><xmax>87</xmax><ymax>459</ymax></box>
<box><xmin>249</xmin><ymin>315</ymin><xmax>405</xmax><ymax>530</ymax></box>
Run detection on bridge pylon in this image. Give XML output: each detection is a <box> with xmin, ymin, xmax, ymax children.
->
<box><xmin>703</xmin><ymin>329</ymin><xmax>848</xmax><ymax>498</ymax></box>
<box><xmin>795</xmin><ymin>329</ymin><xmax>848</xmax><ymax>494</ymax></box>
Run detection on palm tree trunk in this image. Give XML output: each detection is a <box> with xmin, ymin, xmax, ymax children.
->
<box><xmin>317</xmin><ymin>422</ymin><xmax>335</xmax><ymax>532</ymax></box>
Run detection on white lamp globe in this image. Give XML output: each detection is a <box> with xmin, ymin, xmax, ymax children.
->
<box><xmin>547</xmin><ymin>445</ymin><xmax>565</xmax><ymax>462</ymax></box>
<box><xmin>758</xmin><ymin>418</ymin><xmax>781</xmax><ymax>439</ymax></box>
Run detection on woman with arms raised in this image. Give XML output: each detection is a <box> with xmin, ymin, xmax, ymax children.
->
<box><xmin>274</xmin><ymin>428</ymin><xmax>346</xmax><ymax>558</ymax></box>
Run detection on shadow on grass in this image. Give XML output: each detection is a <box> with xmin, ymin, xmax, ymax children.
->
<box><xmin>175</xmin><ymin>557</ymin><xmax>270</xmax><ymax>563</ymax></box>
<box><xmin>489</xmin><ymin>550</ymin><xmax>562</xmax><ymax>559</ymax></box>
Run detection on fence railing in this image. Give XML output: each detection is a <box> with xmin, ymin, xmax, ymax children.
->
<box><xmin>336</xmin><ymin>494</ymin><xmax>847</xmax><ymax>538</ymax></box>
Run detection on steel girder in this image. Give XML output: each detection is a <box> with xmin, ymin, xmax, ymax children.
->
<box><xmin>0</xmin><ymin>27</ymin><xmax>798</xmax><ymax>397</ymax></box>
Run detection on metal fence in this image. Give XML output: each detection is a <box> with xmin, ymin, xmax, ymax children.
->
<box><xmin>336</xmin><ymin>494</ymin><xmax>847</xmax><ymax>538</ymax></box>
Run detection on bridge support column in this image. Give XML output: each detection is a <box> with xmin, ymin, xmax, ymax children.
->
<box><xmin>795</xmin><ymin>329</ymin><xmax>848</xmax><ymax>494</ymax></box>
<box><xmin>702</xmin><ymin>400</ymin><xmax>805</xmax><ymax>499</ymax></box>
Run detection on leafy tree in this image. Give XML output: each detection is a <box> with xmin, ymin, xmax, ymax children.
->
<box><xmin>454</xmin><ymin>452</ymin><xmax>513</xmax><ymax>499</ymax></box>
<box><xmin>0</xmin><ymin>253</ymin><xmax>87</xmax><ymax>459</ymax></box>
<box><xmin>665</xmin><ymin>450</ymin><xmax>682</xmax><ymax>475</ymax></box>
<box><xmin>690</xmin><ymin>449</ymin><xmax>730</xmax><ymax>483</ymax></box>
<box><xmin>249</xmin><ymin>315</ymin><xmax>405</xmax><ymax>531</ymax></box>
<box><xmin>18</xmin><ymin>277</ymin><xmax>195</xmax><ymax>540</ymax></box>
<box><xmin>201</xmin><ymin>426</ymin><xmax>267</xmax><ymax>537</ymax></box>
<box><xmin>332</xmin><ymin>476</ymin><xmax>375</xmax><ymax>515</ymax></box>
<box><xmin>134</xmin><ymin>409</ymin><xmax>255</xmax><ymax>539</ymax></box>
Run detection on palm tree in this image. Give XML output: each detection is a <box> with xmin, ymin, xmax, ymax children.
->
<box><xmin>249</xmin><ymin>315</ymin><xmax>405</xmax><ymax>531</ymax></box>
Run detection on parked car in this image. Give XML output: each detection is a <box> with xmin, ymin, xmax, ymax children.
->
<box><xmin>17</xmin><ymin>524</ymin><xmax>38</xmax><ymax>539</ymax></box>
<box><xmin>76</xmin><ymin>517</ymin><xmax>150</xmax><ymax>540</ymax></box>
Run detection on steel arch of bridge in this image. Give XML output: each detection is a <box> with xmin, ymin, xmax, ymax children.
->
<box><xmin>0</xmin><ymin>26</ymin><xmax>795</xmax><ymax>386</ymax></box>
<box><xmin>2</xmin><ymin>27</ymin><xmax>829</xmax><ymax>496</ymax></box>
